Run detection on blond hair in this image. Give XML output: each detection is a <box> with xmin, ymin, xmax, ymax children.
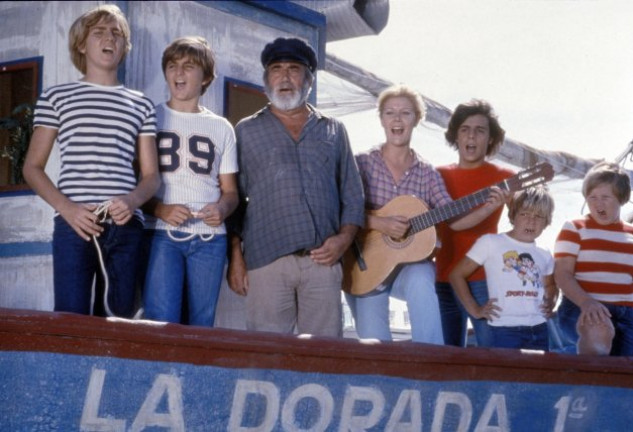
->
<box><xmin>68</xmin><ymin>4</ymin><xmax>131</xmax><ymax>74</ymax></box>
<box><xmin>508</xmin><ymin>185</ymin><xmax>555</xmax><ymax>226</ymax></box>
<box><xmin>377</xmin><ymin>85</ymin><xmax>425</xmax><ymax>125</ymax></box>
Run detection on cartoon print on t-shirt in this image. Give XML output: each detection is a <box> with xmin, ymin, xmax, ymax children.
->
<box><xmin>502</xmin><ymin>250</ymin><xmax>520</xmax><ymax>273</ymax></box>
<box><xmin>502</xmin><ymin>250</ymin><xmax>542</xmax><ymax>289</ymax></box>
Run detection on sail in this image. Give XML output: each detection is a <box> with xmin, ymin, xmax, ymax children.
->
<box><xmin>322</xmin><ymin>52</ymin><xmax>599</xmax><ymax>179</ymax></box>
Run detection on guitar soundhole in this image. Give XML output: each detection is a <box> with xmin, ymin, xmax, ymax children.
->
<box><xmin>382</xmin><ymin>234</ymin><xmax>414</xmax><ymax>249</ymax></box>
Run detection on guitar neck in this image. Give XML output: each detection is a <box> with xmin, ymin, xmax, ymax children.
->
<box><xmin>409</xmin><ymin>181</ymin><xmax>504</xmax><ymax>234</ymax></box>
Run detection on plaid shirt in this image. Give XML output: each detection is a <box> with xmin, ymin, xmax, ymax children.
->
<box><xmin>233</xmin><ymin>104</ymin><xmax>365</xmax><ymax>270</ymax></box>
<box><xmin>356</xmin><ymin>147</ymin><xmax>453</xmax><ymax>211</ymax></box>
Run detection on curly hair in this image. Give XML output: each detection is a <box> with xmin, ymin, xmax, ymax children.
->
<box><xmin>444</xmin><ymin>99</ymin><xmax>505</xmax><ymax>156</ymax></box>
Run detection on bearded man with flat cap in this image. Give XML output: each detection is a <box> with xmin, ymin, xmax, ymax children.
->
<box><xmin>227</xmin><ymin>37</ymin><xmax>364</xmax><ymax>337</ymax></box>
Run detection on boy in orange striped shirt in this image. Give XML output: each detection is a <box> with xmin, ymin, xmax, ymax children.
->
<box><xmin>554</xmin><ymin>162</ymin><xmax>633</xmax><ymax>356</ymax></box>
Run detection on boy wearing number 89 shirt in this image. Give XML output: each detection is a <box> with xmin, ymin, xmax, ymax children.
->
<box><xmin>143</xmin><ymin>36</ymin><xmax>239</xmax><ymax>326</ymax></box>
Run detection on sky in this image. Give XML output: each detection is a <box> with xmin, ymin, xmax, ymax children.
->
<box><xmin>325</xmin><ymin>0</ymin><xmax>633</xmax><ymax>163</ymax></box>
<box><xmin>318</xmin><ymin>0</ymin><xmax>633</xmax><ymax>247</ymax></box>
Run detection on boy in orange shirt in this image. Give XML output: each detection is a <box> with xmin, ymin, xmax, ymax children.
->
<box><xmin>435</xmin><ymin>100</ymin><xmax>513</xmax><ymax>346</ymax></box>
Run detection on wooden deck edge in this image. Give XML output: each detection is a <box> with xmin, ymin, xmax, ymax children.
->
<box><xmin>2</xmin><ymin>307</ymin><xmax>632</xmax><ymax>387</ymax></box>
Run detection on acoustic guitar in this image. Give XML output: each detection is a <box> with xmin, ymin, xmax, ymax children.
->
<box><xmin>342</xmin><ymin>162</ymin><xmax>554</xmax><ymax>295</ymax></box>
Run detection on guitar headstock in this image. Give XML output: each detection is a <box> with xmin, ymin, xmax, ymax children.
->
<box><xmin>505</xmin><ymin>162</ymin><xmax>555</xmax><ymax>192</ymax></box>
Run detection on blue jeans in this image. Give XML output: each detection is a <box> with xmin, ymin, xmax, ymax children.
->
<box><xmin>52</xmin><ymin>215</ymin><xmax>143</xmax><ymax>318</ymax></box>
<box><xmin>436</xmin><ymin>280</ymin><xmax>493</xmax><ymax>347</ymax></box>
<box><xmin>557</xmin><ymin>296</ymin><xmax>633</xmax><ymax>356</ymax></box>
<box><xmin>555</xmin><ymin>296</ymin><xmax>581</xmax><ymax>352</ymax></box>
<box><xmin>489</xmin><ymin>322</ymin><xmax>549</xmax><ymax>350</ymax></box>
<box><xmin>143</xmin><ymin>230</ymin><xmax>227</xmax><ymax>326</ymax></box>
<box><xmin>345</xmin><ymin>261</ymin><xmax>444</xmax><ymax>344</ymax></box>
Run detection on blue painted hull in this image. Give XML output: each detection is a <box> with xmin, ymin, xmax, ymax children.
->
<box><xmin>2</xmin><ymin>308</ymin><xmax>632</xmax><ymax>431</ymax></box>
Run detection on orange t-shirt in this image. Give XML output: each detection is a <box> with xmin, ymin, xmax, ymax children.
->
<box><xmin>435</xmin><ymin>162</ymin><xmax>514</xmax><ymax>282</ymax></box>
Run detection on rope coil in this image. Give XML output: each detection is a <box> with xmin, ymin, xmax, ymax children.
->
<box><xmin>166</xmin><ymin>203</ymin><xmax>216</xmax><ymax>242</ymax></box>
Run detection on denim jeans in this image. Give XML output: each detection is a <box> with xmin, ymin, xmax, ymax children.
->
<box><xmin>143</xmin><ymin>230</ymin><xmax>227</xmax><ymax>326</ymax></box>
<box><xmin>52</xmin><ymin>215</ymin><xmax>143</xmax><ymax>318</ymax></box>
<box><xmin>557</xmin><ymin>296</ymin><xmax>633</xmax><ymax>356</ymax></box>
<box><xmin>607</xmin><ymin>303</ymin><xmax>633</xmax><ymax>356</ymax></box>
<box><xmin>555</xmin><ymin>296</ymin><xmax>581</xmax><ymax>352</ymax></box>
<box><xmin>489</xmin><ymin>322</ymin><xmax>549</xmax><ymax>350</ymax></box>
<box><xmin>346</xmin><ymin>261</ymin><xmax>444</xmax><ymax>344</ymax></box>
<box><xmin>435</xmin><ymin>280</ymin><xmax>493</xmax><ymax>347</ymax></box>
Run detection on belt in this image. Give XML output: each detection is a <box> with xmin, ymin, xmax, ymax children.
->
<box><xmin>293</xmin><ymin>249</ymin><xmax>312</xmax><ymax>257</ymax></box>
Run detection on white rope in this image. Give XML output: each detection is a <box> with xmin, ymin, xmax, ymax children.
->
<box><xmin>89</xmin><ymin>201</ymin><xmax>144</xmax><ymax>319</ymax></box>
<box><xmin>167</xmin><ymin>228</ymin><xmax>215</xmax><ymax>242</ymax></box>
<box><xmin>90</xmin><ymin>201</ymin><xmax>115</xmax><ymax>317</ymax></box>
<box><xmin>166</xmin><ymin>204</ymin><xmax>216</xmax><ymax>242</ymax></box>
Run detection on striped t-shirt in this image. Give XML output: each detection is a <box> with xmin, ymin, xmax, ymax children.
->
<box><xmin>554</xmin><ymin>215</ymin><xmax>633</xmax><ymax>306</ymax></box>
<box><xmin>33</xmin><ymin>81</ymin><xmax>156</xmax><ymax>209</ymax></box>
<box><xmin>144</xmin><ymin>103</ymin><xmax>238</xmax><ymax>235</ymax></box>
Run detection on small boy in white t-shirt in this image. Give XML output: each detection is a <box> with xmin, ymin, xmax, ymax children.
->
<box><xmin>449</xmin><ymin>186</ymin><xmax>557</xmax><ymax>350</ymax></box>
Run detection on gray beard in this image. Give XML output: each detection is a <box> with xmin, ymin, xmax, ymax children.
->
<box><xmin>266</xmin><ymin>83</ymin><xmax>311</xmax><ymax>111</ymax></box>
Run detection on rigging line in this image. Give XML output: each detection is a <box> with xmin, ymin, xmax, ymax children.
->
<box><xmin>319</xmin><ymin>73</ymin><xmax>377</xmax><ymax>96</ymax></box>
<box><xmin>91</xmin><ymin>200</ymin><xmax>115</xmax><ymax>318</ymax></box>
<box><xmin>614</xmin><ymin>140</ymin><xmax>633</xmax><ymax>165</ymax></box>
<box><xmin>496</xmin><ymin>141</ymin><xmax>594</xmax><ymax>179</ymax></box>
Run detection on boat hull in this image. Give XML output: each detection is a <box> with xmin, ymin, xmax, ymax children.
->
<box><xmin>2</xmin><ymin>308</ymin><xmax>632</xmax><ymax>431</ymax></box>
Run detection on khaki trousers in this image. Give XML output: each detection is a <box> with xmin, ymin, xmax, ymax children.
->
<box><xmin>246</xmin><ymin>254</ymin><xmax>343</xmax><ymax>337</ymax></box>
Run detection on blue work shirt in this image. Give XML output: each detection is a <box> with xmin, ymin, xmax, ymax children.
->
<box><xmin>233</xmin><ymin>104</ymin><xmax>365</xmax><ymax>270</ymax></box>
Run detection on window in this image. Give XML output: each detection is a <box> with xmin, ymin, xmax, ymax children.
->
<box><xmin>0</xmin><ymin>57</ymin><xmax>42</xmax><ymax>190</ymax></box>
<box><xmin>224</xmin><ymin>78</ymin><xmax>268</xmax><ymax>127</ymax></box>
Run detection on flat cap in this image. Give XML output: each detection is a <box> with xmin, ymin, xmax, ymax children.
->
<box><xmin>261</xmin><ymin>37</ymin><xmax>317</xmax><ymax>72</ymax></box>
